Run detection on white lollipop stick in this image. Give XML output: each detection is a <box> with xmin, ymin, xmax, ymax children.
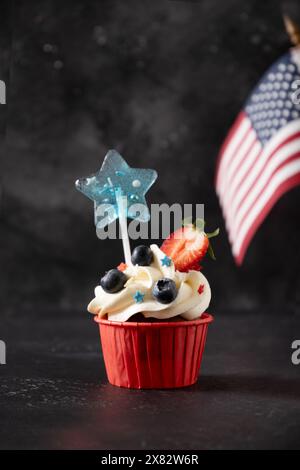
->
<box><xmin>115</xmin><ymin>188</ymin><xmax>131</xmax><ymax>266</ymax></box>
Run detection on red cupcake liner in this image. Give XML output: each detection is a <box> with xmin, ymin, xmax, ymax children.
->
<box><xmin>94</xmin><ymin>313</ymin><xmax>213</xmax><ymax>389</ymax></box>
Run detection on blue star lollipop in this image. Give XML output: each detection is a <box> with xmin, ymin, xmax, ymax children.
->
<box><xmin>76</xmin><ymin>150</ymin><xmax>157</xmax><ymax>227</ymax></box>
<box><xmin>75</xmin><ymin>150</ymin><xmax>157</xmax><ymax>265</ymax></box>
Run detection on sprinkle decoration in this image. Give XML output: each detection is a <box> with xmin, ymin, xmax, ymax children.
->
<box><xmin>198</xmin><ymin>284</ymin><xmax>205</xmax><ymax>295</ymax></box>
<box><xmin>133</xmin><ymin>291</ymin><xmax>145</xmax><ymax>304</ymax></box>
<box><xmin>161</xmin><ymin>255</ymin><xmax>172</xmax><ymax>267</ymax></box>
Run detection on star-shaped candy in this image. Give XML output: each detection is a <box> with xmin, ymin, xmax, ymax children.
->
<box><xmin>133</xmin><ymin>290</ymin><xmax>145</xmax><ymax>303</ymax></box>
<box><xmin>75</xmin><ymin>150</ymin><xmax>157</xmax><ymax>229</ymax></box>
<box><xmin>161</xmin><ymin>255</ymin><xmax>172</xmax><ymax>267</ymax></box>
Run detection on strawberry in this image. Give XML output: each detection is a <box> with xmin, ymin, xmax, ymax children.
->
<box><xmin>185</xmin><ymin>260</ymin><xmax>203</xmax><ymax>272</ymax></box>
<box><xmin>159</xmin><ymin>231</ymin><xmax>186</xmax><ymax>260</ymax></box>
<box><xmin>161</xmin><ymin>220</ymin><xmax>219</xmax><ymax>272</ymax></box>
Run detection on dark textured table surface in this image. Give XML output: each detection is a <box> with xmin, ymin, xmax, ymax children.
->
<box><xmin>1</xmin><ymin>310</ymin><xmax>300</xmax><ymax>450</ymax></box>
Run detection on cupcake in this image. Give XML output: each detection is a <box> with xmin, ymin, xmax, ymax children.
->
<box><xmin>89</xmin><ymin>224</ymin><xmax>216</xmax><ymax>389</ymax></box>
<box><xmin>76</xmin><ymin>150</ymin><xmax>217</xmax><ymax>389</ymax></box>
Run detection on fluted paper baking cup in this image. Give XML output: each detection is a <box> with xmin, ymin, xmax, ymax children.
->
<box><xmin>94</xmin><ymin>314</ymin><xmax>213</xmax><ymax>389</ymax></box>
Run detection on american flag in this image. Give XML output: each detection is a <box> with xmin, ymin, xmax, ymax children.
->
<box><xmin>216</xmin><ymin>47</ymin><xmax>300</xmax><ymax>265</ymax></box>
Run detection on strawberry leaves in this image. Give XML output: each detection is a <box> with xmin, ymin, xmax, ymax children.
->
<box><xmin>206</xmin><ymin>228</ymin><xmax>220</xmax><ymax>239</ymax></box>
<box><xmin>207</xmin><ymin>242</ymin><xmax>216</xmax><ymax>260</ymax></box>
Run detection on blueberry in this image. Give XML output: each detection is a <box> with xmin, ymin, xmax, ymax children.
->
<box><xmin>100</xmin><ymin>269</ymin><xmax>127</xmax><ymax>293</ymax></box>
<box><xmin>131</xmin><ymin>245</ymin><xmax>153</xmax><ymax>266</ymax></box>
<box><xmin>152</xmin><ymin>278</ymin><xmax>178</xmax><ymax>304</ymax></box>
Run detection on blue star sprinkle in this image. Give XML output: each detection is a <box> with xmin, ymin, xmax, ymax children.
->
<box><xmin>161</xmin><ymin>255</ymin><xmax>172</xmax><ymax>267</ymax></box>
<box><xmin>75</xmin><ymin>149</ymin><xmax>157</xmax><ymax>229</ymax></box>
<box><xmin>133</xmin><ymin>291</ymin><xmax>145</xmax><ymax>303</ymax></box>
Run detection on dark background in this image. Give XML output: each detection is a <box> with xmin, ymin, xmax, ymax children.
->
<box><xmin>1</xmin><ymin>0</ymin><xmax>300</xmax><ymax>316</ymax></box>
<box><xmin>1</xmin><ymin>0</ymin><xmax>300</xmax><ymax>451</ymax></box>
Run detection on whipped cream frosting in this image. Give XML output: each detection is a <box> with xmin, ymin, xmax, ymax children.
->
<box><xmin>88</xmin><ymin>244</ymin><xmax>211</xmax><ymax>322</ymax></box>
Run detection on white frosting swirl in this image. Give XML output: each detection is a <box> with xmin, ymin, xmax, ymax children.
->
<box><xmin>88</xmin><ymin>244</ymin><xmax>211</xmax><ymax>322</ymax></box>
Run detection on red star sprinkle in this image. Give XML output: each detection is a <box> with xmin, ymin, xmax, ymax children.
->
<box><xmin>198</xmin><ymin>284</ymin><xmax>205</xmax><ymax>295</ymax></box>
<box><xmin>117</xmin><ymin>262</ymin><xmax>127</xmax><ymax>272</ymax></box>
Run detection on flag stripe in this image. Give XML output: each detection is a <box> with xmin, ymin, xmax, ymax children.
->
<box><xmin>223</xmin><ymin>123</ymin><xmax>300</xmax><ymax>242</ymax></box>
<box><xmin>228</xmin><ymin>130</ymin><xmax>300</xmax><ymax>238</ymax></box>
<box><xmin>232</xmin><ymin>138</ymin><xmax>300</xmax><ymax>237</ymax></box>
<box><xmin>215</xmin><ymin>112</ymin><xmax>246</xmax><ymax>188</ymax></box>
<box><xmin>218</xmin><ymin>122</ymin><xmax>252</xmax><ymax>198</ymax></box>
<box><xmin>228</xmin><ymin>119</ymin><xmax>300</xmax><ymax>221</ymax></box>
<box><xmin>222</xmin><ymin>128</ymin><xmax>257</xmax><ymax>198</ymax></box>
<box><xmin>227</xmin><ymin>144</ymin><xmax>263</xmax><ymax>244</ymax></box>
<box><xmin>234</xmin><ymin>170</ymin><xmax>300</xmax><ymax>265</ymax></box>
<box><xmin>216</xmin><ymin>114</ymin><xmax>251</xmax><ymax>194</ymax></box>
<box><xmin>223</xmin><ymin>139</ymin><xmax>262</xmax><ymax>217</ymax></box>
<box><xmin>233</xmin><ymin>157</ymin><xmax>300</xmax><ymax>258</ymax></box>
